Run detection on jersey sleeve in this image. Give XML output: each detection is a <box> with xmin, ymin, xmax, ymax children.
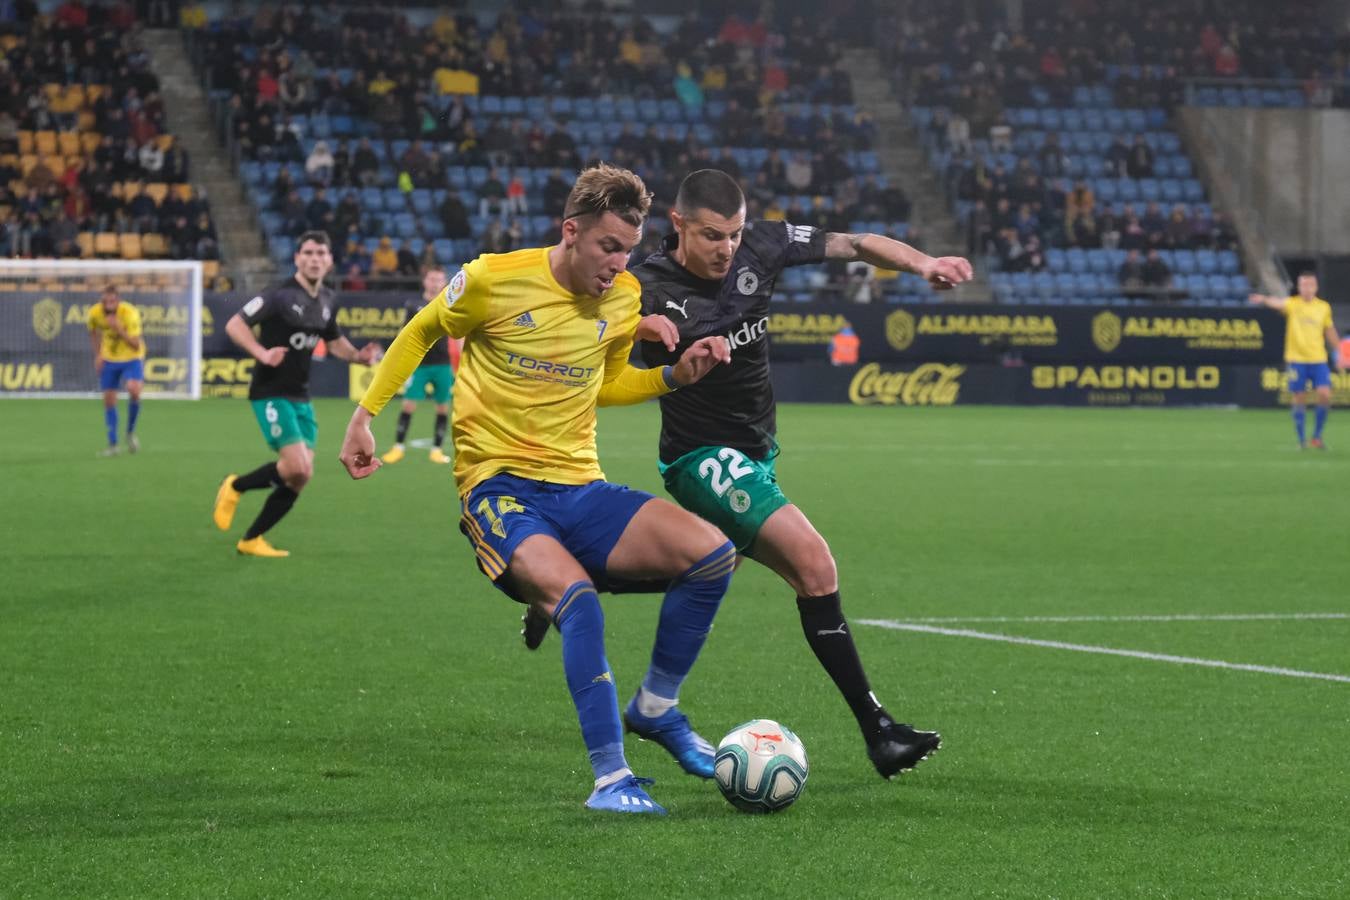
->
<box><xmin>86</xmin><ymin>305</ymin><xmax>99</xmax><ymax>332</ymax></box>
<box><xmin>1323</xmin><ymin>303</ymin><xmax>1335</xmax><ymax>330</ymax></box>
<box><xmin>762</xmin><ymin>219</ymin><xmax>827</xmax><ymax>269</ymax></box>
<box><xmin>237</xmin><ymin>289</ymin><xmax>277</xmax><ymax>326</ymax></box>
<box><xmin>597</xmin><ymin>286</ymin><xmax>675</xmax><ymax>406</ymax></box>
<box><xmin>358</xmin><ymin>301</ymin><xmax>452</xmax><ymax>415</ymax></box>
<box><xmin>433</xmin><ymin>258</ymin><xmax>492</xmax><ymax>338</ymax></box>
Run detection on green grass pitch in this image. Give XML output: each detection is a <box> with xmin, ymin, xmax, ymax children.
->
<box><xmin>2</xmin><ymin>397</ymin><xmax>1347</xmax><ymax>898</ymax></box>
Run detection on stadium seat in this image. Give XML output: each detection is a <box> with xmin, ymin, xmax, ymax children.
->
<box><xmin>93</xmin><ymin>232</ymin><xmax>118</xmax><ymax>258</ymax></box>
<box><xmin>141</xmin><ymin>233</ymin><xmax>168</xmax><ymax>258</ymax></box>
<box><xmin>118</xmin><ymin>233</ymin><xmax>142</xmax><ymax>260</ymax></box>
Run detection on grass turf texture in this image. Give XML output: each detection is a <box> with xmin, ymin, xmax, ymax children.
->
<box><xmin>2</xmin><ymin>398</ymin><xmax>1347</xmax><ymax>898</ymax></box>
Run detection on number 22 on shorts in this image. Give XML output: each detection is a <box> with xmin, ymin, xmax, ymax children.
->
<box><xmin>698</xmin><ymin>448</ymin><xmax>753</xmax><ymax>496</ymax></box>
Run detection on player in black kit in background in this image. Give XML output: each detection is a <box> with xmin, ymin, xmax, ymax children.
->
<box><xmin>213</xmin><ymin>231</ymin><xmax>382</xmax><ymax>557</ymax></box>
<box><xmin>529</xmin><ymin>169</ymin><xmax>973</xmax><ymax>778</ymax></box>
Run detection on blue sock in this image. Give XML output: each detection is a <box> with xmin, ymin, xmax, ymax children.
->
<box><xmin>104</xmin><ymin>406</ymin><xmax>117</xmax><ymax>446</ymax></box>
<box><xmin>552</xmin><ymin>582</ymin><xmax>626</xmax><ymax>781</ymax></box>
<box><xmin>1314</xmin><ymin>405</ymin><xmax>1328</xmax><ymax>439</ymax></box>
<box><xmin>637</xmin><ymin>541</ymin><xmax>736</xmax><ymax>711</ymax></box>
<box><xmin>1293</xmin><ymin>406</ymin><xmax>1307</xmax><ymax>444</ymax></box>
<box><xmin>127</xmin><ymin>399</ymin><xmax>140</xmax><ymax>435</ymax></box>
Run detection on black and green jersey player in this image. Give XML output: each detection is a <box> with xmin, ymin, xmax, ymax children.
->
<box><xmin>212</xmin><ymin>230</ymin><xmax>383</xmax><ymax>557</ymax></box>
<box><xmin>559</xmin><ymin>169</ymin><xmax>972</xmax><ymax>778</ymax></box>
<box><xmin>381</xmin><ymin>266</ymin><xmax>456</xmax><ymax>466</ymax></box>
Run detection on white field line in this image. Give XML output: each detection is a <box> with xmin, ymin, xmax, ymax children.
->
<box><xmin>892</xmin><ymin>613</ymin><xmax>1350</xmax><ymax>624</ymax></box>
<box><xmin>856</xmin><ymin>619</ymin><xmax>1350</xmax><ymax>684</ymax></box>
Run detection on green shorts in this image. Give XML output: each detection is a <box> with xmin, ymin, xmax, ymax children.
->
<box><xmin>406</xmin><ymin>364</ymin><xmax>455</xmax><ymax>404</ymax></box>
<box><xmin>660</xmin><ymin>446</ymin><xmax>789</xmax><ymax>551</ymax></box>
<box><xmin>251</xmin><ymin>398</ymin><xmax>317</xmax><ymax>451</ymax></box>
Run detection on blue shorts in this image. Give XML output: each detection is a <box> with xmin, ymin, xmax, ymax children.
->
<box><xmin>459</xmin><ymin>473</ymin><xmax>656</xmax><ymax>602</ymax></box>
<box><xmin>100</xmin><ymin>359</ymin><xmax>144</xmax><ymax>391</ymax></box>
<box><xmin>1288</xmin><ymin>362</ymin><xmax>1332</xmax><ymax>391</ymax></box>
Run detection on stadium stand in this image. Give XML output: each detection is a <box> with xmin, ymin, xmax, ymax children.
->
<box><xmin>186</xmin><ymin>6</ymin><xmax>946</xmax><ymax>300</ymax></box>
<box><xmin>0</xmin><ymin>2</ymin><xmax>219</xmax><ymax>279</ymax></box>
<box><xmin>876</xmin><ymin>0</ymin><xmax>1350</xmax><ymax>306</ymax></box>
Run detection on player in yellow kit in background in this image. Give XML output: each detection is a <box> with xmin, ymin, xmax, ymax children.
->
<box><xmin>87</xmin><ymin>285</ymin><xmax>145</xmax><ymax>457</ymax></box>
<box><xmin>338</xmin><ymin>165</ymin><xmax>737</xmax><ymax>815</ymax></box>
<box><xmin>1251</xmin><ymin>271</ymin><xmax>1345</xmax><ymax>449</ymax></box>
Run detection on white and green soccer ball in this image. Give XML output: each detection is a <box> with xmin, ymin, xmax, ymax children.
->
<box><xmin>714</xmin><ymin>719</ymin><xmax>808</xmax><ymax>813</ymax></box>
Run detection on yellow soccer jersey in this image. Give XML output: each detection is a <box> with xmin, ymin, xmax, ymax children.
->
<box><xmin>87</xmin><ymin>302</ymin><xmax>145</xmax><ymax>362</ymax></box>
<box><xmin>1283</xmin><ymin>296</ymin><xmax>1333</xmax><ymax>363</ymax></box>
<box><xmin>361</xmin><ymin>247</ymin><xmax>672</xmax><ymax>494</ymax></box>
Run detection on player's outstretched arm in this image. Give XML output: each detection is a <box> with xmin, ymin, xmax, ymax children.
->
<box><xmin>596</xmin><ymin>336</ymin><xmax>730</xmax><ymax>406</ymax></box>
<box><xmin>824</xmin><ymin>231</ymin><xmax>974</xmax><ymax>290</ymax></box>
<box><xmin>1248</xmin><ymin>292</ymin><xmax>1287</xmax><ymax>312</ymax></box>
<box><xmin>327</xmin><ymin>336</ymin><xmax>384</xmax><ymax>364</ymax></box>
<box><xmin>339</xmin><ymin>406</ymin><xmax>381</xmax><ymax>479</ymax></box>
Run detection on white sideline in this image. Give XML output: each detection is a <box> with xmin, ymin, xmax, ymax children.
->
<box><xmin>855</xmin><ymin>619</ymin><xmax>1350</xmax><ymax>684</ymax></box>
<box><xmin>894</xmin><ymin>612</ymin><xmax>1350</xmax><ymax>624</ymax></box>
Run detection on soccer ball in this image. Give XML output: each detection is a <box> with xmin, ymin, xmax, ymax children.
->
<box><xmin>714</xmin><ymin>719</ymin><xmax>809</xmax><ymax>813</ymax></box>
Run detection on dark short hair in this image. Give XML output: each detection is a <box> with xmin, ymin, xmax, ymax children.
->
<box><xmin>1298</xmin><ymin>270</ymin><xmax>1318</xmax><ymax>279</ymax></box>
<box><xmin>675</xmin><ymin>169</ymin><xmax>745</xmax><ymax>219</ymax></box>
<box><xmin>563</xmin><ymin>163</ymin><xmax>652</xmax><ymax>227</ymax></box>
<box><xmin>295</xmin><ymin>230</ymin><xmax>331</xmax><ymax>249</ymax></box>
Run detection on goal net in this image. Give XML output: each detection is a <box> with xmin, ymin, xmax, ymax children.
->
<box><xmin>0</xmin><ymin>259</ymin><xmax>204</xmax><ymax>399</ymax></box>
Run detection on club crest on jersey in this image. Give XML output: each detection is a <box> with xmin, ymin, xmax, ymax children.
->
<box><xmin>446</xmin><ymin>269</ymin><xmax>467</xmax><ymax>306</ymax></box>
<box><xmin>736</xmin><ymin>268</ymin><xmax>760</xmax><ymax>296</ymax></box>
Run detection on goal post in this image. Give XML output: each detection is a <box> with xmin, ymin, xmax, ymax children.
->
<box><xmin>0</xmin><ymin>259</ymin><xmax>204</xmax><ymax>399</ymax></box>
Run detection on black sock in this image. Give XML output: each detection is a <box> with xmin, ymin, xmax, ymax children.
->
<box><xmin>797</xmin><ymin>592</ymin><xmax>884</xmax><ymax>728</ymax></box>
<box><xmin>244</xmin><ymin>485</ymin><xmax>298</xmax><ymax>539</ymax></box>
<box><xmin>233</xmin><ymin>461</ymin><xmax>279</xmax><ymax>493</ymax></box>
<box><xmin>433</xmin><ymin>412</ymin><xmax>448</xmax><ymax>448</ymax></box>
<box><xmin>394</xmin><ymin>410</ymin><xmax>412</xmax><ymax>444</ymax></box>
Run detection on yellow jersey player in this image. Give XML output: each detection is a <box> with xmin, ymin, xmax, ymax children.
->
<box><xmin>339</xmin><ymin>165</ymin><xmax>736</xmax><ymax>815</ymax></box>
<box><xmin>87</xmin><ymin>285</ymin><xmax>144</xmax><ymax>456</ymax></box>
<box><xmin>1251</xmin><ymin>271</ymin><xmax>1345</xmax><ymax>449</ymax></box>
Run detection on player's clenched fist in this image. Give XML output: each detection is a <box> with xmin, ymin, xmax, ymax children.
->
<box><xmin>920</xmin><ymin>256</ymin><xmax>975</xmax><ymax>290</ymax></box>
<box><xmin>339</xmin><ymin>407</ymin><xmax>382</xmax><ymax>479</ymax></box>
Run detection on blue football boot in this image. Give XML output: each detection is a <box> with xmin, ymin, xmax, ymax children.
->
<box><xmin>584</xmin><ymin>774</ymin><xmax>666</xmax><ymax>815</ymax></box>
<box><xmin>623</xmin><ymin>698</ymin><xmax>716</xmax><ymax>779</ymax></box>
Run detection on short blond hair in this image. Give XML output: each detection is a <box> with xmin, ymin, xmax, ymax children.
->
<box><xmin>562</xmin><ymin>163</ymin><xmax>652</xmax><ymax>227</ymax></box>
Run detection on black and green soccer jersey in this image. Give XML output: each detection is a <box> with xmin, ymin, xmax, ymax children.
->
<box><xmin>238</xmin><ymin>276</ymin><xmax>342</xmax><ymax>401</ymax></box>
<box><xmin>634</xmin><ymin>220</ymin><xmax>827</xmax><ymax>464</ymax></box>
